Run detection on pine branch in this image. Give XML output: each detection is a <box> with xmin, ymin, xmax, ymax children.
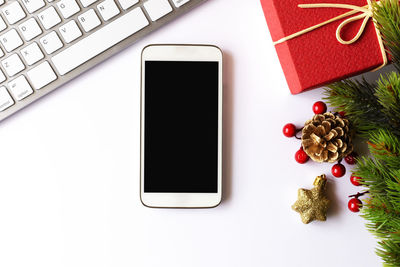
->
<box><xmin>376</xmin><ymin>241</ymin><xmax>400</xmax><ymax>267</ymax></box>
<box><xmin>376</xmin><ymin>72</ymin><xmax>400</xmax><ymax>129</ymax></box>
<box><xmin>324</xmin><ymin>1</ymin><xmax>400</xmax><ymax>265</ymax></box>
<box><xmin>324</xmin><ymin>73</ymin><xmax>400</xmax><ymax>137</ymax></box>
<box><xmin>356</xmin><ymin>158</ymin><xmax>400</xmax><ymax>266</ymax></box>
<box><xmin>323</xmin><ymin>79</ymin><xmax>390</xmax><ymax>137</ymax></box>
<box><xmin>373</xmin><ymin>0</ymin><xmax>400</xmax><ymax>70</ymax></box>
<box><xmin>368</xmin><ymin>129</ymin><xmax>400</xmax><ymax>169</ymax></box>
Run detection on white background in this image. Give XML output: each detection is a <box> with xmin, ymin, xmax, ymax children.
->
<box><xmin>0</xmin><ymin>0</ymin><xmax>384</xmax><ymax>266</ymax></box>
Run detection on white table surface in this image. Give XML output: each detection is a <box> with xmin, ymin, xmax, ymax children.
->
<box><xmin>0</xmin><ymin>0</ymin><xmax>383</xmax><ymax>266</ymax></box>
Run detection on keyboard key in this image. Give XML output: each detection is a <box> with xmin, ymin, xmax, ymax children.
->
<box><xmin>40</xmin><ymin>31</ymin><xmax>63</xmax><ymax>54</ymax></box>
<box><xmin>59</xmin><ymin>20</ymin><xmax>82</xmax><ymax>43</ymax></box>
<box><xmin>78</xmin><ymin>9</ymin><xmax>101</xmax><ymax>32</ymax></box>
<box><xmin>19</xmin><ymin>18</ymin><xmax>42</xmax><ymax>41</ymax></box>
<box><xmin>21</xmin><ymin>42</ymin><xmax>44</xmax><ymax>65</ymax></box>
<box><xmin>171</xmin><ymin>0</ymin><xmax>190</xmax><ymax>7</ymax></box>
<box><xmin>0</xmin><ymin>68</ymin><xmax>5</xmax><ymax>82</ymax></box>
<box><xmin>118</xmin><ymin>0</ymin><xmax>138</xmax><ymax>10</ymax></box>
<box><xmin>0</xmin><ymin>29</ymin><xmax>23</xmax><ymax>52</ymax></box>
<box><xmin>2</xmin><ymin>2</ymin><xmax>26</xmax><ymax>24</ymax></box>
<box><xmin>8</xmin><ymin>75</ymin><xmax>33</xmax><ymax>101</ymax></box>
<box><xmin>22</xmin><ymin>0</ymin><xmax>45</xmax><ymax>13</ymax></box>
<box><xmin>2</xmin><ymin>54</ymin><xmax>25</xmax><ymax>76</ymax></box>
<box><xmin>38</xmin><ymin>6</ymin><xmax>62</xmax><ymax>30</ymax></box>
<box><xmin>57</xmin><ymin>0</ymin><xmax>80</xmax><ymax>19</ymax></box>
<box><xmin>79</xmin><ymin>0</ymin><xmax>98</xmax><ymax>7</ymax></box>
<box><xmin>27</xmin><ymin>61</ymin><xmax>56</xmax><ymax>89</ymax></box>
<box><xmin>144</xmin><ymin>0</ymin><xmax>172</xmax><ymax>21</ymax></box>
<box><xmin>0</xmin><ymin>16</ymin><xmax>6</xmax><ymax>32</ymax></box>
<box><xmin>0</xmin><ymin>86</ymin><xmax>14</xmax><ymax>111</ymax></box>
<box><xmin>52</xmin><ymin>7</ymin><xmax>148</xmax><ymax>75</ymax></box>
<box><xmin>0</xmin><ymin>0</ymin><xmax>4</xmax><ymax>6</ymax></box>
<box><xmin>97</xmin><ymin>0</ymin><xmax>120</xmax><ymax>21</ymax></box>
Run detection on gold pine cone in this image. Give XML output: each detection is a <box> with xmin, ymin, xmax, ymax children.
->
<box><xmin>301</xmin><ymin>112</ymin><xmax>353</xmax><ymax>163</ymax></box>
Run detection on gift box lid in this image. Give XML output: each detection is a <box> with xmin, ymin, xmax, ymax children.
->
<box><xmin>260</xmin><ymin>0</ymin><xmax>385</xmax><ymax>94</ymax></box>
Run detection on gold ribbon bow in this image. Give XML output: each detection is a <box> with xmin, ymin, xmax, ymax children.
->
<box><xmin>273</xmin><ymin>0</ymin><xmax>387</xmax><ymax>70</ymax></box>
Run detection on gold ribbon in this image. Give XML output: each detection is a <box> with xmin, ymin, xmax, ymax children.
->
<box><xmin>273</xmin><ymin>0</ymin><xmax>387</xmax><ymax>70</ymax></box>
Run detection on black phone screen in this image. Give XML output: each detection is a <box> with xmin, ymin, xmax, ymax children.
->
<box><xmin>144</xmin><ymin>61</ymin><xmax>219</xmax><ymax>193</ymax></box>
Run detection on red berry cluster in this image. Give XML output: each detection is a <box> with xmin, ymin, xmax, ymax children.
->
<box><xmin>350</xmin><ymin>175</ymin><xmax>361</xmax><ymax>186</ymax></box>
<box><xmin>283</xmin><ymin>101</ymin><xmax>347</xmax><ymax>177</ymax></box>
<box><xmin>348</xmin><ymin>192</ymin><xmax>368</xmax><ymax>212</ymax></box>
<box><xmin>312</xmin><ymin>101</ymin><xmax>327</xmax><ymax>114</ymax></box>
<box><xmin>283</xmin><ymin>123</ymin><xmax>296</xmax><ymax>138</ymax></box>
<box><xmin>332</xmin><ymin>163</ymin><xmax>346</xmax><ymax>177</ymax></box>
<box><xmin>348</xmin><ymin>198</ymin><xmax>362</xmax><ymax>213</ymax></box>
<box><xmin>345</xmin><ymin>153</ymin><xmax>367</xmax><ymax>213</ymax></box>
<box><xmin>347</xmin><ymin>171</ymin><xmax>365</xmax><ymax>212</ymax></box>
<box><xmin>295</xmin><ymin>147</ymin><xmax>309</xmax><ymax>164</ymax></box>
<box><xmin>283</xmin><ymin>101</ymin><xmax>369</xmax><ymax>213</ymax></box>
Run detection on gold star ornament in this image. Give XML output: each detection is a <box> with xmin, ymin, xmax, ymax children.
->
<box><xmin>292</xmin><ymin>174</ymin><xmax>330</xmax><ymax>224</ymax></box>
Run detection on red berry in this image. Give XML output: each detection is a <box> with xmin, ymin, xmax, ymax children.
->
<box><xmin>283</xmin><ymin>123</ymin><xmax>296</xmax><ymax>137</ymax></box>
<box><xmin>332</xmin><ymin>163</ymin><xmax>346</xmax><ymax>177</ymax></box>
<box><xmin>339</xmin><ymin>111</ymin><xmax>346</xmax><ymax>117</ymax></box>
<box><xmin>348</xmin><ymin>198</ymin><xmax>362</xmax><ymax>212</ymax></box>
<box><xmin>350</xmin><ymin>175</ymin><xmax>361</xmax><ymax>186</ymax></box>
<box><xmin>295</xmin><ymin>148</ymin><xmax>309</xmax><ymax>164</ymax></box>
<box><xmin>344</xmin><ymin>153</ymin><xmax>357</xmax><ymax>165</ymax></box>
<box><xmin>313</xmin><ymin>101</ymin><xmax>327</xmax><ymax>114</ymax></box>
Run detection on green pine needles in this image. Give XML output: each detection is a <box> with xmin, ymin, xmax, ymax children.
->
<box><xmin>324</xmin><ymin>0</ymin><xmax>400</xmax><ymax>265</ymax></box>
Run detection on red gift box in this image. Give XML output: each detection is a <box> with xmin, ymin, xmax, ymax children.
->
<box><xmin>260</xmin><ymin>0</ymin><xmax>387</xmax><ymax>94</ymax></box>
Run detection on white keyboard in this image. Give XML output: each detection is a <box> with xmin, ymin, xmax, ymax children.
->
<box><xmin>0</xmin><ymin>0</ymin><xmax>206</xmax><ymax>121</ymax></box>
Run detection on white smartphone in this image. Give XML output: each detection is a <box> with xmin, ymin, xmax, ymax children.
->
<box><xmin>140</xmin><ymin>44</ymin><xmax>223</xmax><ymax>208</ymax></box>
